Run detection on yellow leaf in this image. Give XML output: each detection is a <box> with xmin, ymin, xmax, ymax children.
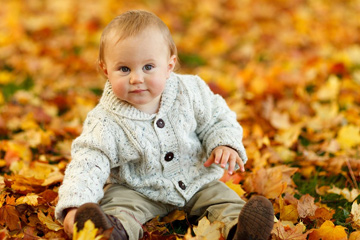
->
<box><xmin>270</xmin><ymin>111</ymin><xmax>291</xmax><ymax>130</ymax></box>
<box><xmin>73</xmin><ymin>220</ymin><xmax>103</xmax><ymax>240</ymax></box>
<box><xmin>274</xmin><ymin>124</ymin><xmax>302</xmax><ymax>148</ymax></box>
<box><xmin>0</xmin><ymin>71</ymin><xmax>12</xmax><ymax>84</ymax></box>
<box><xmin>279</xmin><ymin>196</ymin><xmax>299</xmax><ymax>223</ymax></box>
<box><xmin>351</xmin><ymin>201</ymin><xmax>360</xmax><ymax>229</ymax></box>
<box><xmin>38</xmin><ymin>211</ymin><xmax>63</xmax><ymax>232</ymax></box>
<box><xmin>162</xmin><ymin>210</ymin><xmax>186</xmax><ymax>223</ymax></box>
<box><xmin>349</xmin><ymin>231</ymin><xmax>360</xmax><ymax>240</ymax></box>
<box><xmin>225</xmin><ymin>180</ymin><xmax>245</xmax><ymax>197</ymax></box>
<box><xmin>336</xmin><ymin>124</ymin><xmax>360</xmax><ymax>149</ymax></box>
<box><xmin>16</xmin><ymin>193</ymin><xmax>39</xmax><ymax>206</ymax></box>
<box><xmin>327</xmin><ymin>186</ymin><xmax>360</xmax><ymax>202</ymax></box>
<box><xmin>316</xmin><ymin>75</ymin><xmax>340</xmax><ymax>101</ymax></box>
<box><xmin>192</xmin><ymin>216</ymin><xmax>224</xmax><ymax>240</ymax></box>
<box><xmin>0</xmin><ymin>92</ymin><xmax>4</xmax><ymax>105</ymax></box>
<box><xmin>308</xmin><ymin>220</ymin><xmax>347</xmax><ymax>240</ymax></box>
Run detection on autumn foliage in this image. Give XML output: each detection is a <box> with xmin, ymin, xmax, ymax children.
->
<box><xmin>1</xmin><ymin>0</ymin><xmax>360</xmax><ymax>239</ymax></box>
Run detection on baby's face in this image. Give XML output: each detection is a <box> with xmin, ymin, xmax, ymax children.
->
<box><xmin>101</xmin><ymin>28</ymin><xmax>176</xmax><ymax>114</ymax></box>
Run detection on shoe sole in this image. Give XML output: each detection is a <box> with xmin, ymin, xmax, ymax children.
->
<box><xmin>75</xmin><ymin>203</ymin><xmax>113</xmax><ymax>232</ymax></box>
<box><xmin>237</xmin><ymin>196</ymin><xmax>274</xmax><ymax>240</ymax></box>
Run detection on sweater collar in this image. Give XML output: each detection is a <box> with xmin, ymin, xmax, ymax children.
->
<box><xmin>99</xmin><ymin>73</ymin><xmax>179</xmax><ymax>120</ymax></box>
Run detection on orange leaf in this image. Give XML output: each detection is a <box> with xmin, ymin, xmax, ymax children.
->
<box><xmin>162</xmin><ymin>210</ymin><xmax>186</xmax><ymax>223</ymax></box>
<box><xmin>308</xmin><ymin>220</ymin><xmax>347</xmax><ymax>240</ymax></box>
<box><xmin>243</xmin><ymin>166</ymin><xmax>298</xmax><ymax>199</ymax></box>
<box><xmin>349</xmin><ymin>231</ymin><xmax>360</xmax><ymax>240</ymax></box>
<box><xmin>0</xmin><ymin>205</ymin><xmax>21</xmax><ymax>231</ymax></box>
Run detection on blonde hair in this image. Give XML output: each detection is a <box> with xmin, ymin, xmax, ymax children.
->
<box><xmin>98</xmin><ymin>10</ymin><xmax>178</xmax><ymax>70</ymax></box>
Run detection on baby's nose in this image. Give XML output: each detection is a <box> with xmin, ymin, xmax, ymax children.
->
<box><xmin>129</xmin><ymin>72</ymin><xmax>144</xmax><ymax>84</ymax></box>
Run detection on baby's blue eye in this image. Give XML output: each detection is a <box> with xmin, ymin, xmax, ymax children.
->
<box><xmin>143</xmin><ymin>65</ymin><xmax>153</xmax><ymax>71</ymax></box>
<box><xmin>119</xmin><ymin>67</ymin><xmax>130</xmax><ymax>72</ymax></box>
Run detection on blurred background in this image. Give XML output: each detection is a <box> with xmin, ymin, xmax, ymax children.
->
<box><xmin>1</xmin><ymin>0</ymin><xmax>360</xmax><ymax>161</ymax></box>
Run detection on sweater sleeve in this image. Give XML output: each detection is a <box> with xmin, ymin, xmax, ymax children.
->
<box><xmin>192</xmin><ymin>76</ymin><xmax>248</xmax><ymax>163</ymax></box>
<box><xmin>55</xmin><ymin>115</ymin><xmax>115</xmax><ymax>222</ymax></box>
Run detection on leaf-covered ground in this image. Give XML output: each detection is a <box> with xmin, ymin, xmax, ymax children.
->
<box><xmin>1</xmin><ymin>0</ymin><xmax>360</xmax><ymax>239</ymax></box>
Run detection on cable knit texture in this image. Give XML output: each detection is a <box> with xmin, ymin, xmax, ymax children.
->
<box><xmin>55</xmin><ymin>73</ymin><xmax>247</xmax><ymax>222</ymax></box>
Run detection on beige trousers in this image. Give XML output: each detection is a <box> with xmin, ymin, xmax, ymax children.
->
<box><xmin>100</xmin><ymin>180</ymin><xmax>245</xmax><ymax>240</ymax></box>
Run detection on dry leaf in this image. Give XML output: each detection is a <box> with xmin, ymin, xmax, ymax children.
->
<box><xmin>73</xmin><ymin>220</ymin><xmax>103</xmax><ymax>240</ymax></box>
<box><xmin>297</xmin><ymin>194</ymin><xmax>318</xmax><ymax>218</ymax></box>
<box><xmin>308</xmin><ymin>220</ymin><xmax>347</xmax><ymax>240</ymax></box>
<box><xmin>272</xmin><ymin>221</ymin><xmax>309</xmax><ymax>240</ymax></box>
<box><xmin>191</xmin><ymin>217</ymin><xmax>224</xmax><ymax>240</ymax></box>
<box><xmin>37</xmin><ymin>211</ymin><xmax>63</xmax><ymax>231</ymax></box>
<box><xmin>351</xmin><ymin>201</ymin><xmax>360</xmax><ymax>229</ymax></box>
<box><xmin>279</xmin><ymin>196</ymin><xmax>299</xmax><ymax>223</ymax></box>
<box><xmin>16</xmin><ymin>193</ymin><xmax>39</xmax><ymax>206</ymax></box>
<box><xmin>225</xmin><ymin>180</ymin><xmax>245</xmax><ymax>197</ymax></box>
<box><xmin>162</xmin><ymin>210</ymin><xmax>186</xmax><ymax>223</ymax></box>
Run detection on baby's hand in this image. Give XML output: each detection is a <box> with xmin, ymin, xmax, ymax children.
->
<box><xmin>204</xmin><ymin>146</ymin><xmax>245</xmax><ymax>175</ymax></box>
<box><xmin>63</xmin><ymin>208</ymin><xmax>77</xmax><ymax>238</ymax></box>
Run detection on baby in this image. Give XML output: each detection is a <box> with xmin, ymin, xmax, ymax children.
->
<box><xmin>55</xmin><ymin>10</ymin><xmax>274</xmax><ymax>240</ymax></box>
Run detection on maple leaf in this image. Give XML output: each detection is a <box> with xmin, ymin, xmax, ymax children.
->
<box><xmin>38</xmin><ymin>211</ymin><xmax>63</xmax><ymax>231</ymax></box>
<box><xmin>308</xmin><ymin>220</ymin><xmax>347</xmax><ymax>240</ymax></box>
<box><xmin>185</xmin><ymin>217</ymin><xmax>224</xmax><ymax>240</ymax></box>
<box><xmin>336</xmin><ymin>124</ymin><xmax>360</xmax><ymax>150</ymax></box>
<box><xmin>73</xmin><ymin>220</ymin><xmax>104</xmax><ymax>240</ymax></box>
<box><xmin>297</xmin><ymin>194</ymin><xmax>318</xmax><ymax>219</ymax></box>
<box><xmin>271</xmin><ymin>221</ymin><xmax>310</xmax><ymax>240</ymax></box>
<box><xmin>15</xmin><ymin>193</ymin><xmax>39</xmax><ymax>206</ymax></box>
<box><xmin>225</xmin><ymin>180</ymin><xmax>245</xmax><ymax>197</ymax></box>
<box><xmin>0</xmin><ymin>205</ymin><xmax>21</xmax><ymax>231</ymax></box>
<box><xmin>279</xmin><ymin>195</ymin><xmax>299</xmax><ymax>223</ymax></box>
<box><xmin>162</xmin><ymin>210</ymin><xmax>186</xmax><ymax>223</ymax></box>
<box><xmin>349</xmin><ymin>231</ymin><xmax>360</xmax><ymax>240</ymax></box>
<box><xmin>351</xmin><ymin>201</ymin><xmax>360</xmax><ymax>229</ymax></box>
<box><xmin>327</xmin><ymin>186</ymin><xmax>360</xmax><ymax>202</ymax></box>
<box><xmin>243</xmin><ymin>166</ymin><xmax>298</xmax><ymax>199</ymax></box>
<box><xmin>308</xmin><ymin>207</ymin><xmax>335</xmax><ymax>224</ymax></box>
<box><xmin>316</xmin><ymin>75</ymin><xmax>340</xmax><ymax>101</ymax></box>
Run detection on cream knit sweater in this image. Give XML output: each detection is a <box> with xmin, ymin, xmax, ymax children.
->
<box><xmin>55</xmin><ymin>73</ymin><xmax>247</xmax><ymax>221</ymax></box>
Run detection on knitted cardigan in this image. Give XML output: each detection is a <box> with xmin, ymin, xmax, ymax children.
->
<box><xmin>55</xmin><ymin>73</ymin><xmax>247</xmax><ymax>221</ymax></box>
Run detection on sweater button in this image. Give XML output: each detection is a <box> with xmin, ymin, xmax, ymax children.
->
<box><xmin>164</xmin><ymin>152</ymin><xmax>174</xmax><ymax>161</ymax></box>
<box><xmin>156</xmin><ymin>119</ymin><xmax>165</xmax><ymax>128</ymax></box>
<box><xmin>178</xmin><ymin>181</ymin><xmax>186</xmax><ymax>190</ymax></box>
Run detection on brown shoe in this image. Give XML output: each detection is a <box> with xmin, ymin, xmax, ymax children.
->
<box><xmin>233</xmin><ymin>195</ymin><xmax>274</xmax><ymax>240</ymax></box>
<box><xmin>74</xmin><ymin>203</ymin><xmax>128</xmax><ymax>240</ymax></box>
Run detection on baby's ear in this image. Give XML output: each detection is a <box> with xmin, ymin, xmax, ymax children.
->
<box><xmin>167</xmin><ymin>55</ymin><xmax>177</xmax><ymax>76</ymax></box>
<box><xmin>99</xmin><ymin>60</ymin><xmax>108</xmax><ymax>77</ymax></box>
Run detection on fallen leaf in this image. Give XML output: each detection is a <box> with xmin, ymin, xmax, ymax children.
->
<box><xmin>272</xmin><ymin>221</ymin><xmax>309</xmax><ymax>240</ymax></box>
<box><xmin>308</xmin><ymin>220</ymin><xmax>347</xmax><ymax>240</ymax></box>
<box><xmin>37</xmin><ymin>211</ymin><xmax>63</xmax><ymax>231</ymax></box>
<box><xmin>297</xmin><ymin>194</ymin><xmax>318</xmax><ymax>218</ymax></box>
<box><xmin>351</xmin><ymin>201</ymin><xmax>360</xmax><ymax>229</ymax></box>
<box><xmin>349</xmin><ymin>231</ymin><xmax>360</xmax><ymax>240</ymax></box>
<box><xmin>162</xmin><ymin>210</ymin><xmax>186</xmax><ymax>223</ymax></box>
<box><xmin>191</xmin><ymin>217</ymin><xmax>224</xmax><ymax>240</ymax></box>
<box><xmin>225</xmin><ymin>180</ymin><xmax>245</xmax><ymax>197</ymax></box>
<box><xmin>16</xmin><ymin>193</ymin><xmax>39</xmax><ymax>206</ymax></box>
<box><xmin>0</xmin><ymin>205</ymin><xmax>21</xmax><ymax>231</ymax></box>
<box><xmin>336</xmin><ymin>125</ymin><xmax>360</xmax><ymax>150</ymax></box>
<box><xmin>279</xmin><ymin>196</ymin><xmax>299</xmax><ymax>223</ymax></box>
<box><xmin>327</xmin><ymin>186</ymin><xmax>360</xmax><ymax>202</ymax></box>
<box><xmin>73</xmin><ymin>220</ymin><xmax>103</xmax><ymax>240</ymax></box>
